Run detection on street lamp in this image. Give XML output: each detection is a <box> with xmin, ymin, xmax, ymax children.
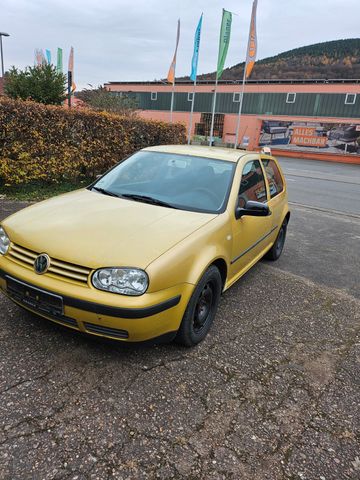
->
<box><xmin>0</xmin><ymin>32</ymin><xmax>10</xmax><ymax>77</ymax></box>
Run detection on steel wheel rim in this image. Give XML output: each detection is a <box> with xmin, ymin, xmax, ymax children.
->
<box><xmin>193</xmin><ymin>282</ymin><xmax>214</xmax><ymax>333</ymax></box>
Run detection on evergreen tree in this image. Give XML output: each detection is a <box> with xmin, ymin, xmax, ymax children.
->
<box><xmin>5</xmin><ymin>64</ymin><xmax>67</xmax><ymax>105</ymax></box>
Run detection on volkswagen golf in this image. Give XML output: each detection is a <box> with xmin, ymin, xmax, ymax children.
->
<box><xmin>0</xmin><ymin>145</ymin><xmax>289</xmax><ymax>346</ymax></box>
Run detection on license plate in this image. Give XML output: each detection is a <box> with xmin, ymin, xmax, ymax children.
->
<box><xmin>6</xmin><ymin>276</ymin><xmax>64</xmax><ymax>317</ymax></box>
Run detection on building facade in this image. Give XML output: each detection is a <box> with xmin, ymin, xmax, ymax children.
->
<box><xmin>105</xmin><ymin>79</ymin><xmax>360</xmax><ymax>163</ymax></box>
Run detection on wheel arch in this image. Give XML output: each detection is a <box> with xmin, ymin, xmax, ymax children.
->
<box><xmin>210</xmin><ymin>258</ymin><xmax>228</xmax><ymax>291</ymax></box>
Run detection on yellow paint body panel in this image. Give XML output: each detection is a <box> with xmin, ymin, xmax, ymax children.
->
<box><xmin>0</xmin><ymin>146</ymin><xmax>289</xmax><ymax>342</ymax></box>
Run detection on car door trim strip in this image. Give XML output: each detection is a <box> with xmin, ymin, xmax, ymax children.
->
<box><xmin>230</xmin><ymin>225</ymin><xmax>278</xmax><ymax>265</ymax></box>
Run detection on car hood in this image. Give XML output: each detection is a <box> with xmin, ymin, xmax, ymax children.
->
<box><xmin>3</xmin><ymin>189</ymin><xmax>216</xmax><ymax>269</ymax></box>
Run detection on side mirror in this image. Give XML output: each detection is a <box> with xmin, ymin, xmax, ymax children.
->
<box><xmin>235</xmin><ymin>200</ymin><xmax>271</xmax><ymax>219</ymax></box>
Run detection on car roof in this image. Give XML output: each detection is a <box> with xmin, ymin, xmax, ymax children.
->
<box><xmin>142</xmin><ymin>145</ymin><xmax>257</xmax><ymax>163</ymax></box>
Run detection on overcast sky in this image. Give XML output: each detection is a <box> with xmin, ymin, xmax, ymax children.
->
<box><xmin>2</xmin><ymin>0</ymin><xmax>359</xmax><ymax>89</ymax></box>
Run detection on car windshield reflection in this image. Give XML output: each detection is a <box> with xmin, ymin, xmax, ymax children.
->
<box><xmin>91</xmin><ymin>151</ymin><xmax>235</xmax><ymax>214</ymax></box>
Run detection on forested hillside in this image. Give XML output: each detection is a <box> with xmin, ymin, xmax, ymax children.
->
<box><xmin>193</xmin><ymin>39</ymin><xmax>360</xmax><ymax>81</ymax></box>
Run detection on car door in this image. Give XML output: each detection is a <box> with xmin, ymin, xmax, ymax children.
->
<box><xmin>229</xmin><ymin>157</ymin><xmax>273</xmax><ymax>282</ymax></box>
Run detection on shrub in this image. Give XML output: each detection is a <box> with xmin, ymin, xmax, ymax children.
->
<box><xmin>76</xmin><ymin>85</ymin><xmax>138</xmax><ymax>115</ymax></box>
<box><xmin>5</xmin><ymin>65</ymin><xmax>67</xmax><ymax>105</ymax></box>
<box><xmin>0</xmin><ymin>98</ymin><xmax>186</xmax><ymax>185</ymax></box>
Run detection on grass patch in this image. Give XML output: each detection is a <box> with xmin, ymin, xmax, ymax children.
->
<box><xmin>0</xmin><ymin>179</ymin><xmax>93</xmax><ymax>201</ymax></box>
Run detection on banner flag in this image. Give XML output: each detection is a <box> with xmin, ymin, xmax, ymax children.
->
<box><xmin>190</xmin><ymin>14</ymin><xmax>203</xmax><ymax>82</ymax></box>
<box><xmin>35</xmin><ymin>49</ymin><xmax>46</xmax><ymax>66</ymax></box>
<box><xmin>216</xmin><ymin>9</ymin><xmax>232</xmax><ymax>80</ymax></box>
<box><xmin>245</xmin><ymin>0</ymin><xmax>258</xmax><ymax>78</ymax></box>
<box><xmin>68</xmin><ymin>46</ymin><xmax>76</xmax><ymax>92</ymax></box>
<box><xmin>167</xmin><ymin>19</ymin><xmax>181</xmax><ymax>84</ymax></box>
<box><xmin>56</xmin><ymin>48</ymin><xmax>63</xmax><ymax>73</ymax></box>
<box><xmin>45</xmin><ymin>49</ymin><xmax>51</xmax><ymax>64</ymax></box>
<box><xmin>35</xmin><ymin>49</ymin><xmax>42</xmax><ymax>66</ymax></box>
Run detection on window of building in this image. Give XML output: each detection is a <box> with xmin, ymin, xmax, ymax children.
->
<box><xmin>286</xmin><ymin>93</ymin><xmax>296</xmax><ymax>104</ymax></box>
<box><xmin>187</xmin><ymin>92</ymin><xmax>194</xmax><ymax>102</ymax></box>
<box><xmin>262</xmin><ymin>159</ymin><xmax>284</xmax><ymax>199</ymax></box>
<box><xmin>233</xmin><ymin>92</ymin><xmax>241</xmax><ymax>103</ymax></box>
<box><xmin>345</xmin><ymin>93</ymin><xmax>356</xmax><ymax>105</ymax></box>
<box><xmin>238</xmin><ymin>160</ymin><xmax>267</xmax><ymax>207</ymax></box>
<box><xmin>151</xmin><ymin>92</ymin><xmax>157</xmax><ymax>101</ymax></box>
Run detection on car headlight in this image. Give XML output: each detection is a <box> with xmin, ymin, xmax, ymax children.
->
<box><xmin>92</xmin><ymin>268</ymin><xmax>148</xmax><ymax>296</ymax></box>
<box><xmin>0</xmin><ymin>227</ymin><xmax>10</xmax><ymax>255</ymax></box>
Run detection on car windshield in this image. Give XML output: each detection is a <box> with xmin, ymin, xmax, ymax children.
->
<box><xmin>91</xmin><ymin>151</ymin><xmax>235</xmax><ymax>213</ymax></box>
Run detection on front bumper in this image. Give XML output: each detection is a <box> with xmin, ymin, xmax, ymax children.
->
<box><xmin>0</xmin><ymin>261</ymin><xmax>193</xmax><ymax>342</ymax></box>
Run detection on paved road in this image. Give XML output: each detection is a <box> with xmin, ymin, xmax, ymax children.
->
<box><xmin>0</xmin><ymin>160</ymin><xmax>359</xmax><ymax>480</ymax></box>
<box><xmin>278</xmin><ymin>157</ymin><xmax>360</xmax><ymax>216</ymax></box>
<box><xmin>272</xmin><ymin>205</ymin><xmax>360</xmax><ymax>299</ymax></box>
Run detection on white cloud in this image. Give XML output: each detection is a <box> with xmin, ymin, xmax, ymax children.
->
<box><xmin>1</xmin><ymin>0</ymin><xmax>359</xmax><ymax>88</ymax></box>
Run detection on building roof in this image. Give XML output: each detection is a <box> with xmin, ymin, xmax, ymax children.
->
<box><xmin>143</xmin><ymin>145</ymin><xmax>251</xmax><ymax>163</ymax></box>
<box><xmin>105</xmin><ymin>78</ymin><xmax>360</xmax><ymax>86</ymax></box>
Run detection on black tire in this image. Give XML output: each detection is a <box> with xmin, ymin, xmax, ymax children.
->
<box><xmin>175</xmin><ymin>265</ymin><xmax>222</xmax><ymax>347</ymax></box>
<box><xmin>265</xmin><ymin>218</ymin><xmax>288</xmax><ymax>261</ymax></box>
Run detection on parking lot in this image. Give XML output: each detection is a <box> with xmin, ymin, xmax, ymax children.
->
<box><xmin>0</xmin><ymin>157</ymin><xmax>359</xmax><ymax>480</ymax></box>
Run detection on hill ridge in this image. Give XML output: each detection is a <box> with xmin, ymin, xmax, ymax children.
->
<box><xmin>185</xmin><ymin>38</ymin><xmax>360</xmax><ymax>81</ymax></box>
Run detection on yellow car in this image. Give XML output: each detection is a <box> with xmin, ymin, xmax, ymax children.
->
<box><xmin>0</xmin><ymin>146</ymin><xmax>289</xmax><ymax>346</ymax></box>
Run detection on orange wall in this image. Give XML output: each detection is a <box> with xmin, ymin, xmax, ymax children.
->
<box><xmin>136</xmin><ymin>110</ymin><xmax>360</xmax><ymax>164</ymax></box>
<box><xmin>138</xmin><ymin>110</ymin><xmax>357</xmax><ymax>143</ymax></box>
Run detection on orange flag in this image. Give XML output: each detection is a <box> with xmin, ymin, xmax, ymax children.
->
<box><xmin>167</xmin><ymin>19</ymin><xmax>180</xmax><ymax>84</ymax></box>
<box><xmin>245</xmin><ymin>0</ymin><xmax>258</xmax><ymax>79</ymax></box>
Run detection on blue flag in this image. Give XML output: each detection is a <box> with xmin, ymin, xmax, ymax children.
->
<box><xmin>190</xmin><ymin>14</ymin><xmax>203</xmax><ymax>82</ymax></box>
<box><xmin>45</xmin><ymin>49</ymin><xmax>51</xmax><ymax>64</ymax></box>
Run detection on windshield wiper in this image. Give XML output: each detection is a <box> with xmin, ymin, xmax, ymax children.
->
<box><xmin>121</xmin><ymin>193</ymin><xmax>178</xmax><ymax>209</ymax></box>
<box><xmin>91</xmin><ymin>186</ymin><xmax>120</xmax><ymax>198</ymax></box>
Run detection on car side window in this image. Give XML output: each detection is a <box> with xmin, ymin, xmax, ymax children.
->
<box><xmin>238</xmin><ymin>160</ymin><xmax>267</xmax><ymax>208</ymax></box>
<box><xmin>262</xmin><ymin>159</ymin><xmax>284</xmax><ymax>199</ymax></box>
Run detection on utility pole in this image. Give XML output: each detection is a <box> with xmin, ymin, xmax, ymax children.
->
<box><xmin>0</xmin><ymin>32</ymin><xmax>10</xmax><ymax>77</ymax></box>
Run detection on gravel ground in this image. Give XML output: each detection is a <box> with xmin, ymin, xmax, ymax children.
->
<box><xmin>0</xmin><ymin>200</ymin><xmax>359</xmax><ymax>480</ymax></box>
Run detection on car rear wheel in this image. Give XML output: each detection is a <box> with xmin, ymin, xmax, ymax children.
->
<box><xmin>175</xmin><ymin>265</ymin><xmax>222</xmax><ymax>347</ymax></box>
<box><xmin>265</xmin><ymin>218</ymin><xmax>288</xmax><ymax>261</ymax></box>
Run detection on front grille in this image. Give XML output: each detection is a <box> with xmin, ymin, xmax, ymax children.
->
<box><xmin>7</xmin><ymin>243</ymin><xmax>91</xmax><ymax>286</ymax></box>
<box><xmin>84</xmin><ymin>322</ymin><xmax>129</xmax><ymax>339</ymax></box>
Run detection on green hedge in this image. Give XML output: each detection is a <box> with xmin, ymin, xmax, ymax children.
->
<box><xmin>0</xmin><ymin>98</ymin><xmax>186</xmax><ymax>185</ymax></box>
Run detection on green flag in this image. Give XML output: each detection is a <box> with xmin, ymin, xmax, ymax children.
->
<box><xmin>56</xmin><ymin>48</ymin><xmax>63</xmax><ymax>73</ymax></box>
<box><xmin>216</xmin><ymin>9</ymin><xmax>232</xmax><ymax>80</ymax></box>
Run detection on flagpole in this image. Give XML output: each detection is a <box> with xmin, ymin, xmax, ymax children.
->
<box><xmin>234</xmin><ymin>65</ymin><xmax>247</xmax><ymax>148</ymax></box>
<box><xmin>234</xmin><ymin>0</ymin><xmax>257</xmax><ymax>149</ymax></box>
<box><xmin>67</xmin><ymin>71</ymin><xmax>72</xmax><ymax>108</ymax></box>
<box><xmin>170</xmin><ymin>81</ymin><xmax>175</xmax><ymax>123</ymax></box>
<box><xmin>209</xmin><ymin>76</ymin><xmax>218</xmax><ymax>146</ymax></box>
<box><xmin>209</xmin><ymin>8</ymin><xmax>232</xmax><ymax>147</ymax></box>
<box><xmin>188</xmin><ymin>79</ymin><xmax>196</xmax><ymax>144</ymax></box>
<box><xmin>167</xmin><ymin>19</ymin><xmax>180</xmax><ymax>124</ymax></box>
<box><xmin>188</xmin><ymin>13</ymin><xmax>203</xmax><ymax>145</ymax></box>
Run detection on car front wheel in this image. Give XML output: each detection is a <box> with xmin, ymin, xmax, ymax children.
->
<box><xmin>175</xmin><ymin>265</ymin><xmax>222</xmax><ymax>347</ymax></box>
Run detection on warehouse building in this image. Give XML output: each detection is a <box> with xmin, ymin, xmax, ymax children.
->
<box><xmin>105</xmin><ymin>79</ymin><xmax>360</xmax><ymax>163</ymax></box>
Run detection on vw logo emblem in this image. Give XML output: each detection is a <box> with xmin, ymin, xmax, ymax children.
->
<box><xmin>34</xmin><ymin>254</ymin><xmax>50</xmax><ymax>275</ymax></box>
